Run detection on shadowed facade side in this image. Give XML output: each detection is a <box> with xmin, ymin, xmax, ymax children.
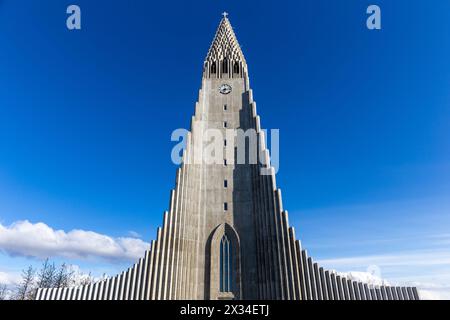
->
<box><xmin>36</xmin><ymin>15</ymin><xmax>420</xmax><ymax>301</ymax></box>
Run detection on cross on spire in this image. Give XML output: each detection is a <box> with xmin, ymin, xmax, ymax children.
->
<box><xmin>222</xmin><ymin>12</ymin><xmax>228</xmax><ymax>18</ymax></box>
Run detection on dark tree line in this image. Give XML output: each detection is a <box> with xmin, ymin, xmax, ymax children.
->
<box><xmin>2</xmin><ymin>259</ymin><xmax>94</xmax><ymax>300</ymax></box>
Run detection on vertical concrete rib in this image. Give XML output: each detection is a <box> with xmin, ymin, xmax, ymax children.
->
<box><xmin>78</xmin><ymin>287</ymin><xmax>83</xmax><ymax>300</ymax></box>
<box><xmin>358</xmin><ymin>282</ymin><xmax>366</xmax><ymax>300</ymax></box>
<box><xmin>169</xmin><ymin>171</ymin><xmax>181</xmax><ymax>300</ymax></box>
<box><xmin>119</xmin><ymin>273</ymin><xmax>126</xmax><ymax>300</ymax></box>
<box><xmin>252</xmin><ymin>164</ymin><xmax>263</xmax><ymax>298</ymax></box>
<box><xmin>136</xmin><ymin>258</ymin><xmax>144</xmax><ymax>300</ymax></box>
<box><xmin>103</xmin><ymin>278</ymin><xmax>110</xmax><ymax>300</ymax></box>
<box><xmin>396</xmin><ymin>287</ymin><xmax>404</xmax><ymax>300</ymax></box>
<box><xmin>155</xmin><ymin>212</ymin><xmax>169</xmax><ymax>300</ymax></box>
<box><xmin>401</xmin><ymin>287</ymin><xmax>409</xmax><ymax>300</ymax></box>
<box><xmin>301</xmin><ymin>250</ymin><xmax>312</xmax><ymax>299</ymax></box>
<box><xmin>281</xmin><ymin>210</ymin><xmax>296</xmax><ymax>299</ymax></box>
<box><xmin>92</xmin><ymin>282</ymin><xmax>99</xmax><ymax>300</ymax></box>
<box><xmin>385</xmin><ymin>286</ymin><xmax>393</xmax><ymax>300</ymax></box>
<box><xmin>369</xmin><ymin>287</ymin><xmax>378</xmax><ymax>300</ymax></box>
<box><xmin>123</xmin><ymin>270</ymin><xmax>130</xmax><ymax>300</ymax></box>
<box><xmin>319</xmin><ymin>267</ymin><xmax>328</xmax><ymax>300</ymax></box>
<box><xmin>81</xmin><ymin>285</ymin><xmax>87</xmax><ymax>300</ymax></box>
<box><xmin>364</xmin><ymin>284</ymin><xmax>371</xmax><ymax>300</ymax></box>
<box><xmin>295</xmin><ymin>241</ymin><xmax>307</xmax><ymax>300</ymax></box>
<box><xmin>356</xmin><ymin>282</ymin><xmax>363</xmax><ymax>300</ymax></box>
<box><xmin>336</xmin><ymin>276</ymin><xmax>344</xmax><ymax>300</ymax></box>
<box><xmin>67</xmin><ymin>288</ymin><xmax>73</xmax><ymax>300</ymax></box>
<box><xmin>35</xmin><ymin>288</ymin><xmax>42</xmax><ymax>300</ymax></box>
<box><xmin>113</xmin><ymin>275</ymin><xmax>119</xmax><ymax>300</ymax></box>
<box><xmin>164</xmin><ymin>191</ymin><xmax>176</xmax><ymax>300</ymax></box>
<box><xmin>381</xmin><ymin>286</ymin><xmax>388</xmax><ymax>300</ymax></box>
<box><xmin>150</xmin><ymin>228</ymin><xmax>163</xmax><ymax>299</ymax></box>
<box><xmin>263</xmin><ymin>172</ymin><xmax>283</xmax><ymax>299</ymax></box>
<box><xmin>348</xmin><ymin>280</ymin><xmax>355</xmax><ymax>300</ymax></box>
<box><xmin>289</xmin><ymin>228</ymin><xmax>301</xmax><ymax>300</ymax></box>
<box><xmin>140</xmin><ymin>251</ymin><xmax>149</xmax><ymax>300</ymax></box>
<box><xmin>390</xmin><ymin>286</ymin><xmax>398</xmax><ymax>300</ymax></box>
<box><xmin>407</xmin><ymin>287</ymin><xmax>415</xmax><ymax>300</ymax></box>
<box><xmin>313</xmin><ymin>263</ymin><xmax>323</xmax><ymax>300</ymax></box>
<box><xmin>176</xmin><ymin>163</ymin><xmax>187</xmax><ymax>300</ymax></box>
<box><xmin>146</xmin><ymin>243</ymin><xmax>156</xmax><ymax>300</ymax></box>
<box><xmin>412</xmin><ymin>287</ymin><xmax>420</xmax><ymax>300</ymax></box>
<box><xmin>331</xmin><ymin>273</ymin><xmax>339</xmax><ymax>300</ymax></box>
<box><xmin>307</xmin><ymin>257</ymin><xmax>317</xmax><ymax>299</ymax></box>
<box><xmin>97</xmin><ymin>281</ymin><xmax>104</xmax><ymax>300</ymax></box>
<box><xmin>342</xmin><ymin>277</ymin><xmax>350</xmax><ymax>300</ymax></box>
<box><xmin>258</xmin><ymin>134</ymin><xmax>275</xmax><ymax>299</ymax></box>
<box><xmin>42</xmin><ymin>288</ymin><xmax>48</xmax><ymax>300</ymax></box>
<box><xmin>325</xmin><ymin>271</ymin><xmax>334</xmax><ymax>300</ymax></box>
<box><xmin>129</xmin><ymin>264</ymin><xmax>137</xmax><ymax>300</ymax></box>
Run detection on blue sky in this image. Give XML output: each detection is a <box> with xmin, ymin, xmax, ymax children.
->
<box><xmin>0</xmin><ymin>0</ymin><xmax>449</xmax><ymax>298</ymax></box>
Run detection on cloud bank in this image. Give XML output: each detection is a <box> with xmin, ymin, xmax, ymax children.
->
<box><xmin>0</xmin><ymin>220</ymin><xmax>150</xmax><ymax>262</ymax></box>
<box><xmin>0</xmin><ymin>271</ymin><xmax>21</xmax><ymax>286</ymax></box>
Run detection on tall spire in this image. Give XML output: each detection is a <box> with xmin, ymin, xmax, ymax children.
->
<box><xmin>205</xmin><ymin>14</ymin><xmax>246</xmax><ymax>71</ymax></box>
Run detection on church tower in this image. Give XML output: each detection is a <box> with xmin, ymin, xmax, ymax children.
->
<box><xmin>36</xmin><ymin>14</ymin><xmax>420</xmax><ymax>301</ymax></box>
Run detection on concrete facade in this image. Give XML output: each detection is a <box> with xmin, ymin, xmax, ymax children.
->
<box><xmin>36</xmin><ymin>15</ymin><xmax>420</xmax><ymax>301</ymax></box>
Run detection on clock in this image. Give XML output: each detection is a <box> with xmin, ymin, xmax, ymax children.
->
<box><xmin>219</xmin><ymin>84</ymin><xmax>232</xmax><ymax>95</ymax></box>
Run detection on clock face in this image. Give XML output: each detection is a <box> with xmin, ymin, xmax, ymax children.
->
<box><xmin>219</xmin><ymin>84</ymin><xmax>232</xmax><ymax>95</ymax></box>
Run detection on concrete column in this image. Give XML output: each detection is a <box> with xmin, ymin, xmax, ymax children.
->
<box><xmin>54</xmin><ymin>288</ymin><xmax>61</xmax><ymax>300</ymax></box>
<box><xmin>336</xmin><ymin>276</ymin><xmax>344</xmax><ymax>300</ymax></box>
<box><xmin>35</xmin><ymin>288</ymin><xmax>42</xmax><ymax>300</ymax></box>
<box><xmin>396</xmin><ymin>287</ymin><xmax>404</xmax><ymax>300</ymax></box>
<box><xmin>352</xmin><ymin>282</ymin><xmax>361</xmax><ymax>300</ymax></box>
<box><xmin>375</xmin><ymin>288</ymin><xmax>382</xmax><ymax>300</ymax></box>
<box><xmin>358</xmin><ymin>282</ymin><xmax>366</xmax><ymax>300</ymax></box>
<box><xmin>363</xmin><ymin>283</ymin><xmax>371</xmax><ymax>300</ymax></box>
<box><xmin>348</xmin><ymin>280</ymin><xmax>355</xmax><ymax>300</ymax></box>
<box><xmin>130</xmin><ymin>264</ymin><xmax>137</xmax><ymax>300</ymax></box>
<box><xmin>401</xmin><ymin>287</ymin><xmax>409</xmax><ymax>300</ymax></box>
<box><xmin>331</xmin><ymin>273</ymin><xmax>339</xmax><ymax>300</ymax></box>
<box><xmin>301</xmin><ymin>250</ymin><xmax>312</xmax><ymax>299</ymax></box>
<box><xmin>342</xmin><ymin>277</ymin><xmax>350</xmax><ymax>300</ymax></box>
<box><xmin>92</xmin><ymin>282</ymin><xmax>99</xmax><ymax>300</ymax></box>
<box><xmin>412</xmin><ymin>287</ymin><xmax>420</xmax><ymax>300</ymax></box>
<box><xmin>307</xmin><ymin>257</ymin><xmax>317</xmax><ymax>300</ymax></box>
<box><xmin>380</xmin><ymin>286</ymin><xmax>388</xmax><ymax>300</ymax></box>
<box><xmin>289</xmin><ymin>229</ymin><xmax>302</xmax><ymax>300</ymax></box>
<box><xmin>325</xmin><ymin>271</ymin><xmax>334</xmax><ymax>300</ymax></box>
<box><xmin>319</xmin><ymin>267</ymin><xmax>328</xmax><ymax>300</ymax></box>
<box><xmin>313</xmin><ymin>263</ymin><xmax>323</xmax><ymax>300</ymax></box>
<box><xmin>66</xmin><ymin>288</ymin><xmax>73</xmax><ymax>300</ymax></box>
<box><xmin>370</xmin><ymin>288</ymin><xmax>377</xmax><ymax>300</ymax></box>
<box><xmin>296</xmin><ymin>242</ymin><xmax>307</xmax><ymax>300</ymax></box>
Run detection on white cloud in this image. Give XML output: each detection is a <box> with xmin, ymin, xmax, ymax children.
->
<box><xmin>338</xmin><ymin>270</ymin><xmax>390</xmax><ymax>287</ymax></box>
<box><xmin>0</xmin><ymin>271</ymin><xmax>21</xmax><ymax>286</ymax></box>
<box><xmin>0</xmin><ymin>220</ymin><xmax>150</xmax><ymax>262</ymax></box>
<box><xmin>128</xmin><ymin>231</ymin><xmax>142</xmax><ymax>238</ymax></box>
<box><xmin>418</xmin><ymin>287</ymin><xmax>450</xmax><ymax>300</ymax></box>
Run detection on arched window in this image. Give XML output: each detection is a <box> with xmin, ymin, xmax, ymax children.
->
<box><xmin>220</xmin><ymin>234</ymin><xmax>231</xmax><ymax>292</ymax></box>
<box><xmin>233</xmin><ymin>62</ymin><xmax>239</xmax><ymax>74</ymax></box>
<box><xmin>222</xmin><ymin>59</ymin><xmax>228</xmax><ymax>74</ymax></box>
<box><xmin>211</xmin><ymin>62</ymin><xmax>216</xmax><ymax>74</ymax></box>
